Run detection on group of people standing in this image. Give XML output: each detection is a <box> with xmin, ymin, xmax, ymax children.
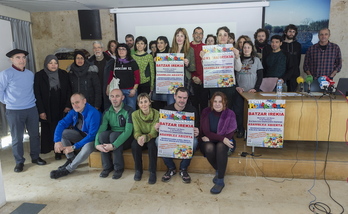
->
<box><xmin>0</xmin><ymin>24</ymin><xmax>341</xmax><ymax>195</ymax></box>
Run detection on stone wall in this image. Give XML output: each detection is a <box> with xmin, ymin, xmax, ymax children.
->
<box><xmin>31</xmin><ymin>9</ymin><xmax>115</xmax><ymax>71</ymax></box>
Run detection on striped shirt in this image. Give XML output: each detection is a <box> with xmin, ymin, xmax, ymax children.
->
<box><xmin>303</xmin><ymin>41</ymin><xmax>342</xmax><ymax>78</ymax></box>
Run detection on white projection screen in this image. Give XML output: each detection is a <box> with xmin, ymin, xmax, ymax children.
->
<box><xmin>113</xmin><ymin>2</ymin><xmax>269</xmax><ymax>46</ymax></box>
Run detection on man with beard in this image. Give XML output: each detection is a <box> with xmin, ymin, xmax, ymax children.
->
<box><xmin>263</xmin><ymin>35</ymin><xmax>293</xmax><ymax>90</ymax></box>
<box><xmin>88</xmin><ymin>41</ymin><xmax>115</xmax><ymax>112</ymax></box>
<box><xmin>125</xmin><ymin>34</ymin><xmax>135</xmax><ymax>55</ymax></box>
<box><xmin>254</xmin><ymin>28</ymin><xmax>272</xmax><ymax>62</ymax></box>
<box><xmin>190</xmin><ymin>27</ymin><xmax>208</xmax><ymax>119</ymax></box>
<box><xmin>281</xmin><ymin>24</ymin><xmax>302</xmax><ymax>92</ymax></box>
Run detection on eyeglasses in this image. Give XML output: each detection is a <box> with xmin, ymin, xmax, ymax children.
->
<box><xmin>118</xmin><ymin>48</ymin><xmax>127</xmax><ymax>51</ymax></box>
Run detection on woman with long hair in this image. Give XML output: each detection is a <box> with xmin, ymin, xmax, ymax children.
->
<box><xmin>152</xmin><ymin>36</ymin><xmax>171</xmax><ymax>109</ymax></box>
<box><xmin>169</xmin><ymin>28</ymin><xmax>196</xmax><ymax>99</ymax></box>
<box><xmin>235</xmin><ymin>40</ymin><xmax>263</xmax><ymax>138</ymax></box>
<box><xmin>200</xmin><ymin>92</ymin><xmax>237</xmax><ymax>194</ymax></box>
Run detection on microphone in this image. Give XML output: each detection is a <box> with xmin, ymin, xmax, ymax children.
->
<box><xmin>318</xmin><ymin>76</ymin><xmax>329</xmax><ymax>89</ymax></box>
<box><xmin>318</xmin><ymin>76</ymin><xmax>335</xmax><ymax>94</ymax></box>
<box><xmin>305</xmin><ymin>75</ymin><xmax>313</xmax><ymax>93</ymax></box>
<box><xmin>296</xmin><ymin>76</ymin><xmax>304</xmax><ymax>92</ymax></box>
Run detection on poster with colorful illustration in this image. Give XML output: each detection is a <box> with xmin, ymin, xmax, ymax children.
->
<box><xmin>246</xmin><ymin>99</ymin><xmax>286</xmax><ymax>148</ymax></box>
<box><xmin>202</xmin><ymin>44</ymin><xmax>235</xmax><ymax>88</ymax></box>
<box><xmin>155</xmin><ymin>53</ymin><xmax>184</xmax><ymax>94</ymax></box>
<box><xmin>157</xmin><ymin>109</ymin><xmax>195</xmax><ymax>159</ymax></box>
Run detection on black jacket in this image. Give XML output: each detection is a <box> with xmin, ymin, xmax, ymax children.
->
<box><xmin>34</xmin><ymin>69</ymin><xmax>72</xmax><ymax>122</ymax></box>
<box><xmin>68</xmin><ymin>64</ymin><xmax>101</xmax><ymax>109</ymax></box>
<box><xmin>281</xmin><ymin>41</ymin><xmax>302</xmax><ymax>77</ymax></box>
<box><xmin>88</xmin><ymin>52</ymin><xmax>115</xmax><ymax>110</ymax></box>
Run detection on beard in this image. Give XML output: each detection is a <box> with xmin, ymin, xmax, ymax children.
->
<box><xmin>286</xmin><ymin>35</ymin><xmax>295</xmax><ymax>40</ymax></box>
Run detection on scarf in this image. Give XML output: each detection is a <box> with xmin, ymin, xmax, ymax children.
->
<box><xmin>43</xmin><ymin>55</ymin><xmax>60</xmax><ymax>90</ymax></box>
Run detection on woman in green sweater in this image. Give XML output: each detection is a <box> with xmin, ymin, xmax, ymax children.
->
<box><xmin>132</xmin><ymin>36</ymin><xmax>155</xmax><ymax>95</ymax></box>
<box><xmin>131</xmin><ymin>93</ymin><xmax>159</xmax><ymax>184</ymax></box>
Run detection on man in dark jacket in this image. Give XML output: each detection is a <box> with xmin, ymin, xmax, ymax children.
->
<box><xmin>88</xmin><ymin>41</ymin><xmax>115</xmax><ymax>112</ymax></box>
<box><xmin>281</xmin><ymin>24</ymin><xmax>302</xmax><ymax>92</ymax></box>
<box><xmin>263</xmin><ymin>35</ymin><xmax>293</xmax><ymax>90</ymax></box>
<box><xmin>50</xmin><ymin>93</ymin><xmax>102</xmax><ymax>179</ymax></box>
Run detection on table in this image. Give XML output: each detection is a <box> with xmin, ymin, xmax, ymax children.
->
<box><xmin>240</xmin><ymin>92</ymin><xmax>348</xmax><ymax>142</ymax></box>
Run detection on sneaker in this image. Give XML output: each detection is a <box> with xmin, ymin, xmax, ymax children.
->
<box><xmin>148</xmin><ymin>172</ymin><xmax>157</xmax><ymax>184</ymax></box>
<box><xmin>58</xmin><ymin>159</ymin><xmax>72</xmax><ymax>170</ymax></box>
<box><xmin>179</xmin><ymin>169</ymin><xmax>191</xmax><ymax>183</ymax></box>
<box><xmin>134</xmin><ymin>170</ymin><xmax>143</xmax><ymax>181</ymax></box>
<box><xmin>161</xmin><ymin>168</ymin><xmax>176</xmax><ymax>182</ymax></box>
<box><xmin>50</xmin><ymin>169</ymin><xmax>70</xmax><ymax>179</ymax></box>
<box><xmin>112</xmin><ymin>169</ymin><xmax>124</xmax><ymax>179</ymax></box>
<box><xmin>99</xmin><ymin>168</ymin><xmax>113</xmax><ymax>178</ymax></box>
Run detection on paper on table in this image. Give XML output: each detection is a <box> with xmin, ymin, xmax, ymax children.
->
<box><xmin>260</xmin><ymin>77</ymin><xmax>278</xmax><ymax>92</ymax></box>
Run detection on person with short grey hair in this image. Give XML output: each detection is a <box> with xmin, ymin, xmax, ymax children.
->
<box><xmin>0</xmin><ymin>49</ymin><xmax>47</xmax><ymax>172</ymax></box>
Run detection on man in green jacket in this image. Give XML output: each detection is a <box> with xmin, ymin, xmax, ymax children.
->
<box><xmin>95</xmin><ymin>89</ymin><xmax>135</xmax><ymax>179</ymax></box>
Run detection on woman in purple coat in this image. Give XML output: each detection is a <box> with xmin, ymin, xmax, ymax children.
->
<box><xmin>200</xmin><ymin>91</ymin><xmax>237</xmax><ymax>194</ymax></box>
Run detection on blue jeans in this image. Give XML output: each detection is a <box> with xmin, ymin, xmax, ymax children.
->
<box><xmin>156</xmin><ymin>138</ymin><xmax>198</xmax><ymax>170</ymax></box>
<box><xmin>121</xmin><ymin>89</ymin><xmax>137</xmax><ymax>110</ymax></box>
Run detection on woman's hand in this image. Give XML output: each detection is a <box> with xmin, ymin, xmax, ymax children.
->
<box><xmin>223</xmin><ymin>137</ymin><xmax>234</xmax><ymax>149</ymax></box>
<box><xmin>248</xmin><ymin>89</ymin><xmax>256</xmax><ymax>93</ymax></box>
<box><xmin>202</xmin><ymin>136</ymin><xmax>210</xmax><ymax>142</ymax></box>
<box><xmin>232</xmin><ymin>48</ymin><xmax>240</xmax><ymax>59</ymax></box>
<box><xmin>129</xmin><ymin>89</ymin><xmax>136</xmax><ymax>97</ymax></box>
<box><xmin>184</xmin><ymin>58</ymin><xmax>189</xmax><ymax>67</ymax></box>
<box><xmin>137</xmin><ymin>135</ymin><xmax>146</xmax><ymax>146</ymax></box>
<box><xmin>199</xmin><ymin>50</ymin><xmax>206</xmax><ymax>58</ymax></box>
<box><xmin>39</xmin><ymin>113</ymin><xmax>47</xmax><ymax>120</ymax></box>
<box><xmin>236</xmin><ymin>87</ymin><xmax>244</xmax><ymax>94</ymax></box>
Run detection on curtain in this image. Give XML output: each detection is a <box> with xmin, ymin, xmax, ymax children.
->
<box><xmin>0</xmin><ymin>16</ymin><xmax>36</xmax><ymax>72</ymax></box>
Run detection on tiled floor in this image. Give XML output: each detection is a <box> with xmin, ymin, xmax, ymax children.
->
<box><xmin>0</xmin><ymin>140</ymin><xmax>347</xmax><ymax>214</ymax></box>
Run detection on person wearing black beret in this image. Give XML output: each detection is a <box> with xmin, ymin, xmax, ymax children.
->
<box><xmin>0</xmin><ymin>49</ymin><xmax>46</xmax><ymax>172</ymax></box>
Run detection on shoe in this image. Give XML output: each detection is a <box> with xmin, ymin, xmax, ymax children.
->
<box><xmin>237</xmin><ymin>131</ymin><xmax>244</xmax><ymax>138</ymax></box>
<box><xmin>134</xmin><ymin>170</ymin><xmax>142</xmax><ymax>181</ymax></box>
<box><xmin>14</xmin><ymin>163</ymin><xmax>24</xmax><ymax>172</ymax></box>
<box><xmin>112</xmin><ymin>169</ymin><xmax>124</xmax><ymax>179</ymax></box>
<box><xmin>210</xmin><ymin>178</ymin><xmax>225</xmax><ymax>194</ymax></box>
<box><xmin>58</xmin><ymin>159</ymin><xmax>72</xmax><ymax>170</ymax></box>
<box><xmin>55</xmin><ymin>153</ymin><xmax>62</xmax><ymax>160</ymax></box>
<box><xmin>50</xmin><ymin>169</ymin><xmax>70</xmax><ymax>179</ymax></box>
<box><xmin>148</xmin><ymin>172</ymin><xmax>157</xmax><ymax>184</ymax></box>
<box><xmin>31</xmin><ymin>157</ymin><xmax>47</xmax><ymax>165</ymax></box>
<box><xmin>180</xmin><ymin>169</ymin><xmax>191</xmax><ymax>183</ymax></box>
<box><xmin>161</xmin><ymin>168</ymin><xmax>176</xmax><ymax>182</ymax></box>
<box><xmin>99</xmin><ymin>168</ymin><xmax>114</xmax><ymax>178</ymax></box>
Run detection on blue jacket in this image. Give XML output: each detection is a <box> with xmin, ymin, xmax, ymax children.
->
<box><xmin>54</xmin><ymin>103</ymin><xmax>102</xmax><ymax>149</ymax></box>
